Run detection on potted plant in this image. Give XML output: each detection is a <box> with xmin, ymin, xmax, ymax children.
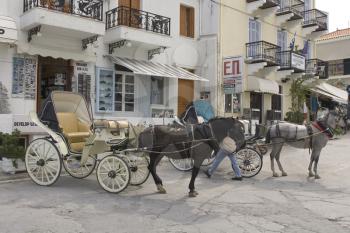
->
<box><xmin>0</xmin><ymin>130</ymin><xmax>26</xmax><ymax>174</ymax></box>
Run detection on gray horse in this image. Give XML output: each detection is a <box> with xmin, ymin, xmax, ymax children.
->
<box><xmin>266</xmin><ymin>109</ymin><xmax>338</xmax><ymax>179</ymax></box>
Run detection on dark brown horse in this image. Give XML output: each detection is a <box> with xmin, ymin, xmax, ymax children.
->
<box><xmin>138</xmin><ymin>117</ymin><xmax>245</xmax><ymax>197</ymax></box>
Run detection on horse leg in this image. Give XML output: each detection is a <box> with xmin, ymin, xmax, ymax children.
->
<box><xmin>270</xmin><ymin>140</ymin><xmax>283</xmax><ymax>177</ymax></box>
<box><xmin>148</xmin><ymin>153</ymin><xmax>166</xmax><ymax>194</ymax></box>
<box><xmin>308</xmin><ymin>154</ymin><xmax>315</xmax><ymax>177</ymax></box>
<box><xmin>275</xmin><ymin>145</ymin><xmax>287</xmax><ymax>176</ymax></box>
<box><xmin>188</xmin><ymin>166</ymin><xmax>200</xmax><ymax>197</ymax></box>
<box><xmin>312</xmin><ymin>149</ymin><xmax>322</xmax><ymax>179</ymax></box>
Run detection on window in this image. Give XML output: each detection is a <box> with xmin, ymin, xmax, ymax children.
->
<box><xmin>271</xmin><ymin>86</ymin><xmax>282</xmax><ymax>111</ymax></box>
<box><xmin>249</xmin><ymin>18</ymin><xmax>261</xmax><ymax>43</ymax></box>
<box><xmin>304</xmin><ymin>40</ymin><xmax>312</xmax><ymax>59</ymax></box>
<box><xmin>150</xmin><ymin>77</ymin><xmax>164</xmax><ymax>105</ymax></box>
<box><xmin>180</xmin><ymin>5</ymin><xmax>195</xmax><ymax>38</ymax></box>
<box><xmin>225</xmin><ymin>94</ymin><xmax>241</xmax><ymax>114</ymax></box>
<box><xmin>114</xmin><ymin>74</ymin><xmax>135</xmax><ymax>112</ymax></box>
<box><xmin>277</xmin><ymin>30</ymin><xmax>287</xmax><ymax>51</ymax></box>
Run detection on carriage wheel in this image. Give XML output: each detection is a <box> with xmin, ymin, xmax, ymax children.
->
<box><xmin>201</xmin><ymin>150</ymin><xmax>215</xmax><ymax>166</ymax></box>
<box><xmin>96</xmin><ymin>155</ymin><xmax>130</xmax><ymax>193</ymax></box>
<box><xmin>124</xmin><ymin>154</ymin><xmax>150</xmax><ymax>186</ymax></box>
<box><xmin>25</xmin><ymin>138</ymin><xmax>62</xmax><ymax>186</ymax></box>
<box><xmin>169</xmin><ymin>157</ymin><xmax>194</xmax><ymax>171</ymax></box>
<box><xmin>62</xmin><ymin>154</ymin><xmax>97</xmax><ymax>179</ymax></box>
<box><xmin>236</xmin><ymin>148</ymin><xmax>262</xmax><ymax>178</ymax></box>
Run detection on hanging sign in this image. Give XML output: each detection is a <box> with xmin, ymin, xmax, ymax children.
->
<box><xmin>223</xmin><ymin>56</ymin><xmax>243</xmax><ymax>94</ymax></box>
<box><xmin>291</xmin><ymin>53</ymin><xmax>306</xmax><ymax>71</ymax></box>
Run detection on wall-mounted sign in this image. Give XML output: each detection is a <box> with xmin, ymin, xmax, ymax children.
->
<box><xmin>291</xmin><ymin>53</ymin><xmax>306</xmax><ymax>71</ymax></box>
<box><xmin>0</xmin><ymin>29</ymin><xmax>4</xmax><ymax>35</ymax></box>
<box><xmin>75</xmin><ymin>62</ymin><xmax>89</xmax><ymax>73</ymax></box>
<box><xmin>12</xmin><ymin>115</ymin><xmax>45</xmax><ymax>134</ymax></box>
<box><xmin>223</xmin><ymin>56</ymin><xmax>243</xmax><ymax>94</ymax></box>
<box><xmin>12</xmin><ymin>56</ymin><xmax>37</xmax><ymax>99</ymax></box>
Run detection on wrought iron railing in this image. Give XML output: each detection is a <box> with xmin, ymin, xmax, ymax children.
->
<box><xmin>106</xmin><ymin>6</ymin><xmax>171</xmax><ymax>36</ymax></box>
<box><xmin>247</xmin><ymin>0</ymin><xmax>280</xmax><ymax>9</ymax></box>
<box><xmin>328</xmin><ymin>60</ymin><xmax>350</xmax><ymax>76</ymax></box>
<box><xmin>23</xmin><ymin>0</ymin><xmax>103</xmax><ymax>21</ymax></box>
<box><xmin>305</xmin><ymin>59</ymin><xmax>329</xmax><ymax>79</ymax></box>
<box><xmin>246</xmin><ymin>41</ymin><xmax>281</xmax><ymax>65</ymax></box>
<box><xmin>277</xmin><ymin>50</ymin><xmax>305</xmax><ymax>71</ymax></box>
<box><xmin>276</xmin><ymin>0</ymin><xmax>304</xmax><ymax>19</ymax></box>
<box><xmin>303</xmin><ymin>9</ymin><xmax>328</xmax><ymax>31</ymax></box>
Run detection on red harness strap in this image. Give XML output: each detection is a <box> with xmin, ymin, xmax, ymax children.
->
<box><xmin>312</xmin><ymin>122</ymin><xmax>332</xmax><ymax>139</ymax></box>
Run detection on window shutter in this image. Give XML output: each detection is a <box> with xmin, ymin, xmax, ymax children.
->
<box><xmin>180</xmin><ymin>5</ymin><xmax>187</xmax><ymax>36</ymax></box>
<box><xmin>118</xmin><ymin>0</ymin><xmax>130</xmax><ymax>7</ymax></box>
<box><xmin>188</xmin><ymin>7</ymin><xmax>195</xmax><ymax>38</ymax></box>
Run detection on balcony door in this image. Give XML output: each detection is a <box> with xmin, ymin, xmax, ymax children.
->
<box><xmin>118</xmin><ymin>0</ymin><xmax>141</xmax><ymax>28</ymax></box>
<box><xmin>178</xmin><ymin>79</ymin><xmax>194</xmax><ymax>116</ymax></box>
<box><xmin>248</xmin><ymin>18</ymin><xmax>261</xmax><ymax>58</ymax></box>
<box><xmin>277</xmin><ymin>30</ymin><xmax>288</xmax><ymax>66</ymax></box>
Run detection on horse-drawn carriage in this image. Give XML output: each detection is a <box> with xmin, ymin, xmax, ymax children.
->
<box><xmin>25</xmin><ymin>91</ymin><xmax>149</xmax><ymax>193</ymax></box>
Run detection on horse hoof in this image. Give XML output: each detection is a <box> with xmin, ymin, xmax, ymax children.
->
<box><xmin>282</xmin><ymin>172</ymin><xmax>288</xmax><ymax>177</ymax></box>
<box><xmin>309</xmin><ymin>173</ymin><xmax>315</xmax><ymax>177</ymax></box>
<box><xmin>188</xmin><ymin>191</ymin><xmax>198</xmax><ymax>198</ymax></box>
<box><xmin>273</xmin><ymin>173</ymin><xmax>279</xmax><ymax>177</ymax></box>
<box><xmin>315</xmin><ymin>175</ymin><xmax>321</xmax><ymax>179</ymax></box>
<box><xmin>157</xmin><ymin>185</ymin><xmax>167</xmax><ymax>194</ymax></box>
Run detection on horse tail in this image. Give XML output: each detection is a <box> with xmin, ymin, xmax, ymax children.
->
<box><xmin>265</xmin><ymin>127</ymin><xmax>271</xmax><ymax>144</ymax></box>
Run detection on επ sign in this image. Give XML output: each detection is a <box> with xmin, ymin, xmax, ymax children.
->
<box><xmin>0</xmin><ymin>29</ymin><xmax>5</xmax><ymax>35</ymax></box>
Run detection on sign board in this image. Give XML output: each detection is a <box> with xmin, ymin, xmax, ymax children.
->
<box><xmin>223</xmin><ymin>56</ymin><xmax>243</xmax><ymax>94</ymax></box>
<box><xmin>12</xmin><ymin>115</ymin><xmax>45</xmax><ymax>134</ymax></box>
<box><xmin>291</xmin><ymin>53</ymin><xmax>306</xmax><ymax>71</ymax></box>
<box><xmin>0</xmin><ymin>29</ymin><xmax>4</xmax><ymax>35</ymax></box>
<box><xmin>75</xmin><ymin>62</ymin><xmax>89</xmax><ymax>73</ymax></box>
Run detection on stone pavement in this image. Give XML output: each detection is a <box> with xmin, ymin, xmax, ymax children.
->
<box><xmin>0</xmin><ymin>134</ymin><xmax>350</xmax><ymax>233</ymax></box>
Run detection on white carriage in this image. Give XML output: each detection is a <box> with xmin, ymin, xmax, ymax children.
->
<box><xmin>25</xmin><ymin>91</ymin><xmax>149</xmax><ymax>193</ymax></box>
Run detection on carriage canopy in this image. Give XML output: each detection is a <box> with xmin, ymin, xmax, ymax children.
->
<box><xmin>38</xmin><ymin>91</ymin><xmax>93</xmax><ymax>132</ymax></box>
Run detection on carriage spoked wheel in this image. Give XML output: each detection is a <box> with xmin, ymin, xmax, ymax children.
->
<box><xmin>169</xmin><ymin>158</ymin><xmax>194</xmax><ymax>171</ymax></box>
<box><xmin>25</xmin><ymin>138</ymin><xmax>62</xmax><ymax>186</ymax></box>
<box><xmin>123</xmin><ymin>153</ymin><xmax>150</xmax><ymax>186</ymax></box>
<box><xmin>62</xmin><ymin>154</ymin><xmax>97</xmax><ymax>179</ymax></box>
<box><xmin>96</xmin><ymin>155</ymin><xmax>130</xmax><ymax>193</ymax></box>
<box><xmin>236</xmin><ymin>148</ymin><xmax>263</xmax><ymax>178</ymax></box>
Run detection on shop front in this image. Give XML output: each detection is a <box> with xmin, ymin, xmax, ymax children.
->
<box><xmin>95</xmin><ymin>56</ymin><xmax>207</xmax><ymax>125</ymax></box>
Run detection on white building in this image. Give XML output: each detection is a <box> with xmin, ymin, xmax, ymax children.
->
<box><xmin>0</xmin><ymin>0</ymin><xmax>212</xmax><ymax>145</ymax></box>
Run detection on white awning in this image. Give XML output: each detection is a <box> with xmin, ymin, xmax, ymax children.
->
<box><xmin>246</xmin><ymin>76</ymin><xmax>279</xmax><ymax>94</ymax></box>
<box><xmin>0</xmin><ymin>16</ymin><xmax>17</xmax><ymax>44</ymax></box>
<box><xmin>109</xmin><ymin>56</ymin><xmax>208</xmax><ymax>82</ymax></box>
<box><xmin>311</xmin><ymin>82</ymin><xmax>348</xmax><ymax>104</ymax></box>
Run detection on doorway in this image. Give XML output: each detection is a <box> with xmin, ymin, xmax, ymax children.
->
<box><xmin>118</xmin><ymin>0</ymin><xmax>141</xmax><ymax>28</ymax></box>
<box><xmin>37</xmin><ymin>56</ymin><xmax>73</xmax><ymax>111</ymax></box>
<box><xmin>250</xmin><ymin>92</ymin><xmax>263</xmax><ymax>123</ymax></box>
<box><xmin>178</xmin><ymin>79</ymin><xmax>194</xmax><ymax>116</ymax></box>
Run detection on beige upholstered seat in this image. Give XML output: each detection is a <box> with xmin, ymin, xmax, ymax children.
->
<box><xmin>56</xmin><ymin>112</ymin><xmax>91</xmax><ymax>152</ymax></box>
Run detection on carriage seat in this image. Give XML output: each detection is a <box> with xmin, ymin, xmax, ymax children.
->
<box><xmin>94</xmin><ymin>119</ymin><xmax>129</xmax><ymax>129</ymax></box>
<box><xmin>56</xmin><ymin>112</ymin><xmax>91</xmax><ymax>152</ymax></box>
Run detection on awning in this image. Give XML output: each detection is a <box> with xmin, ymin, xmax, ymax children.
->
<box><xmin>246</xmin><ymin>76</ymin><xmax>279</xmax><ymax>94</ymax></box>
<box><xmin>311</xmin><ymin>82</ymin><xmax>348</xmax><ymax>104</ymax></box>
<box><xmin>109</xmin><ymin>56</ymin><xmax>208</xmax><ymax>82</ymax></box>
<box><xmin>0</xmin><ymin>16</ymin><xmax>17</xmax><ymax>44</ymax></box>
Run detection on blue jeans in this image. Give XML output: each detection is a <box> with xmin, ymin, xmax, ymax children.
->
<box><xmin>208</xmin><ymin>148</ymin><xmax>242</xmax><ymax>177</ymax></box>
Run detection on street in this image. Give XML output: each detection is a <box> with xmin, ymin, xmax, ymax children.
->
<box><xmin>1</xmin><ymin>134</ymin><xmax>350</xmax><ymax>233</ymax></box>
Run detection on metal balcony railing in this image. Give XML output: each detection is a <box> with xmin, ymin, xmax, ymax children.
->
<box><xmin>277</xmin><ymin>50</ymin><xmax>305</xmax><ymax>72</ymax></box>
<box><xmin>246</xmin><ymin>41</ymin><xmax>281</xmax><ymax>66</ymax></box>
<box><xmin>247</xmin><ymin>0</ymin><xmax>280</xmax><ymax>9</ymax></box>
<box><xmin>303</xmin><ymin>9</ymin><xmax>328</xmax><ymax>31</ymax></box>
<box><xmin>106</xmin><ymin>6</ymin><xmax>171</xmax><ymax>36</ymax></box>
<box><xmin>276</xmin><ymin>0</ymin><xmax>304</xmax><ymax>20</ymax></box>
<box><xmin>23</xmin><ymin>0</ymin><xmax>103</xmax><ymax>21</ymax></box>
<box><xmin>328</xmin><ymin>60</ymin><xmax>350</xmax><ymax>76</ymax></box>
<box><xmin>305</xmin><ymin>59</ymin><xmax>329</xmax><ymax>79</ymax></box>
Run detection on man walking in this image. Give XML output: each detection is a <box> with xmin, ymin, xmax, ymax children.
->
<box><xmin>204</xmin><ymin>136</ymin><xmax>242</xmax><ymax>180</ymax></box>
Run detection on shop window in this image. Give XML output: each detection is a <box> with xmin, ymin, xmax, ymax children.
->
<box><xmin>272</xmin><ymin>86</ymin><xmax>282</xmax><ymax>111</ymax></box>
<box><xmin>180</xmin><ymin>5</ymin><xmax>195</xmax><ymax>38</ymax></box>
<box><xmin>150</xmin><ymin>77</ymin><xmax>164</xmax><ymax>105</ymax></box>
<box><xmin>225</xmin><ymin>94</ymin><xmax>241</xmax><ymax>114</ymax></box>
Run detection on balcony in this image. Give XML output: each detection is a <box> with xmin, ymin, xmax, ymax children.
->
<box><xmin>328</xmin><ymin>60</ymin><xmax>350</xmax><ymax>77</ymax></box>
<box><xmin>305</xmin><ymin>59</ymin><xmax>329</xmax><ymax>79</ymax></box>
<box><xmin>302</xmin><ymin>9</ymin><xmax>328</xmax><ymax>32</ymax></box>
<box><xmin>276</xmin><ymin>0</ymin><xmax>304</xmax><ymax>22</ymax></box>
<box><xmin>21</xmin><ymin>0</ymin><xmax>105</xmax><ymax>39</ymax></box>
<box><xmin>277</xmin><ymin>50</ymin><xmax>305</xmax><ymax>72</ymax></box>
<box><xmin>246</xmin><ymin>0</ymin><xmax>280</xmax><ymax>15</ymax></box>
<box><xmin>104</xmin><ymin>6</ymin><xmax>171</xmax><ymax>49</ymax></box>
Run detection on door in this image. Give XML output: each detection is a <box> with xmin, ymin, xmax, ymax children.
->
<box><xmin>118</xmin><ymin>0</ymin><xmax>141</xmax><ymax>27</ymax></box>
<box><xmin>250</xmin><ymin>92</ymin><xmax>263</xmax><ymax>123</ymax></box>
<box><xmin>277</xmin><ymin>30</ymin><xmax>288</xmax><ymax>66</ymax></box>
<box><xmin>178</xmin><ymin>79</ymin><xmax>194</xmax><ymax>116</ymax></box>
<box><xmin>248</xmin><ymin>19</ymin><xmax>261</xmax><ymax>58</ymax></box>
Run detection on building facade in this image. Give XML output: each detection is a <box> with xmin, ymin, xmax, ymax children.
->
<box><xmin>201</xmin><ymin>0</ymin><xmax>329</xmax><ymax>126</ymax></box>
<box><xmin>0</xmin><ymin>0</ymin><xmax>211</xmax><ymax>144</ymax></box>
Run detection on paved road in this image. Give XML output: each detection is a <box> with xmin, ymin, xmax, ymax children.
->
<box><xmin>1</xmin><ymin>134</ymin><xmax>350</xmax><ymax>233</ymax></box>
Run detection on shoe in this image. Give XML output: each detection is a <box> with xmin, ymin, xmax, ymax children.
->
<box><xmin>204</xmin><ymin>170</ymin><xmax>211</xmax><ymax>178</ymax></box>
<box><xmin>232</xmin><ymin>177</ymin><xmax>242</xmax><ymax>181</ymax></box>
